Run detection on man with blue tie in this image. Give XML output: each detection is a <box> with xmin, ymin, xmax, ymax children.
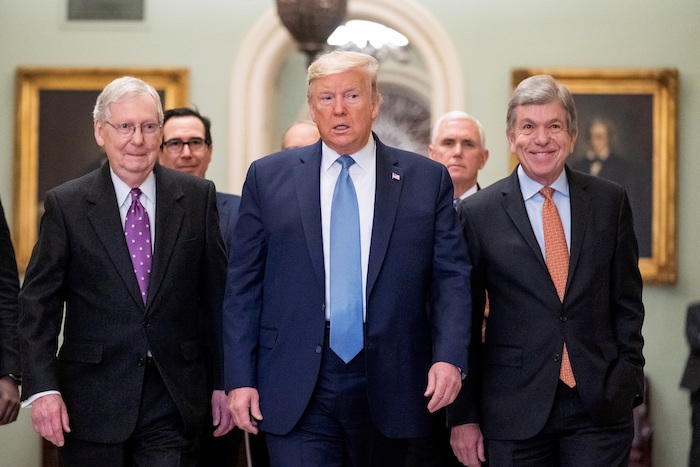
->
<box><xmin>224</xmin><ymin>50</ymin><xmax>471</xmax><ymax>466</ymax></box>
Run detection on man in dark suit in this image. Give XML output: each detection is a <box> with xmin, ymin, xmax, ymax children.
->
<box><xmin>224</xmin><ymin>50</ymin><xmax>471</xmax><ymax>466</ymax></box>
<box><xmin>18</xmin><ymin>76</ymin><xmax>231</xmax><ymax>466</ymax></box>
<box><xmin>407</xmin><ymin>110</ymin><xmax>489</xmax><ymax>467</ymax></box>
<box><xmin>681</xmin><ymin>302</ymin><xmax>700</xmax><ymax>466</ymax></box>
<box><xmin>159</xmin><ymin>107</ymin><xmax>255</xmax><ymax>467</ymax></box>
<box><xmin>0</xmin><ymin>197</ymin><xmax>21</xmax><ymax>425</ymax></box>
<box><xmin>449</xmin><ymin>74</ymin><xmax>645</xmax><ymax>466</ymax></box>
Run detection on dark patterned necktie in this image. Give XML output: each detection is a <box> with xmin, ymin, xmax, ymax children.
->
<box><xmin>125</xmin><ymin>188</ymin><xmax>152</xmax><ymax>304</ymax></box>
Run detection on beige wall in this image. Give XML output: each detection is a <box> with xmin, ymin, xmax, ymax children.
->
<box><xmin>1</xmin><ymin>0</ymin><xmax>699</xmax><ymax>465</ymax></box>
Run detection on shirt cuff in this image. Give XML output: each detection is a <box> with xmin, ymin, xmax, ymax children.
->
<box><xmin>21</xmin><ymin>390</ymin><xmax>61</xmax><ymax>408</ymax></box>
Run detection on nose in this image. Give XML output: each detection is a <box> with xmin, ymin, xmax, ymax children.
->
<box><xmin>533</xmin><ymin>126</ymin><xmax>549</xmax><ymax>145</ymax></box>
<box><xmin>332</xmin><ymin>98</ymin><xmax>346</xmax><ymax>116</ymax></box>
<box><xmin>131</xmin><ymin>126</ymin><xmax>145</xmax><ymax>145</ymax></box>
<box><xmin>181</xmin><ymin>142</ymin><xmax>192</xmax><ymax>156</ymax></box>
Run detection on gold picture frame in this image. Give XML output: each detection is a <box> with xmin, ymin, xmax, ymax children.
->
<box><xmin>13</xmin><ymin>67</ymin><xmax>189</xmax><ymax>273</ymax></box>
<box><xmin>511</xmin><ymin>68</ymin><xmax>678</xmax><ymax>285</ymax></box>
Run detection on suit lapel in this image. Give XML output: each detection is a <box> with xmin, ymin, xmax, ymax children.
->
<box><xmin>147</xmin><ymin>165</ymin><xmax>185</xmax><ymax>314</ymax></box>
<box><xmin>294</xmin><ymin>145</ymin><xmax>325</xmax><ymax>291</ymax></box>
<box><xmin>367</xmin><ymin>137</ymin><xmax>402</xmax><ymax>298</ymax></box>
<box><xmin>501</xmin><ymin>169</ymin><xmax>546</xmax><ymax>267</ymax></box>
<box><xmin>87</xmin><ymin>164</ymin><xmax>145</xmax><ymax>307</ymax></box>
<box><xmin>565</xmin><ymin>167</ymin><xmax>592</xmax><ymax>292</ymax></box>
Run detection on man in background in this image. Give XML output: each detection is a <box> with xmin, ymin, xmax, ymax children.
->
<box><xmin>282</xmin><ymin>120</ymin><xmax>320</xmax><ymax>150</ymax></box>
<box><xmin>18</xmin><ymin>76</ymin><xmax>231</xmax><ymax>465</ymax></box>
<box><xmin>407</xmin><ymin>110</ymin><xmax>489</xmax><ymax>467</ymax></box>
<box><xmin>224</xmin><ymin>50</ymin><xmax>471</xmax><ymax>466</ymax></box>
<box><xmin>451</xmin><ymin>74</ymin><xmax>645</xmax><ymax>466</ymax></box>
<box><xmin>159</xmin><ymin>107</ymin><xmax>255</xmax><ymax>466</ymax></box>
<box><xmin>0</xmin><ymin>197</ymin><xmax>20</xmax><ymax>426</ymax></box>
<box><xmin>681</xmin><ymin>302</ymin><xmax>700</xmax><ymax>467</ymax></box>
<box><xmin>429</xmin><ymin>110</ymin><xmax>489</xmax><ymax>209</ymax></box>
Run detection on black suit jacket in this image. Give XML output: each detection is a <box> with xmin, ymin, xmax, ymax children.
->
<box><xmin>223</xmin><ymin>135</ymin><xmax>471</xmax><ymax>438</ymax></box>
<box><xmin>19</xmin><ymin>163</ymin><xmax>227</xmax><ymax>443</ymax></box>
<box><xmin>0</xmin><ymin>198</ymin><xmax>20</xmax><ymax>380</ymax></box>
<box><xmin>681</xmin><ymin>303</ymin><xmax>700</xmax><ymax>393</ymax></box>
<box><xmin>450</xmin><ymin>166</ymin><xmax>644</xmax><ymax>440</ymax></box>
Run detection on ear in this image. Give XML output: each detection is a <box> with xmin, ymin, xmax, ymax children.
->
<box><xmin>479</xmin><ymin>149</ymin><xmax>490</xmax><ymax>169</ymax></box>
<box><xmin>428</xmin><ymin>144</ymin><xmax>436</xmax><ymax>161</ymax></box>
<box><xmin>506</xmin><ymin>130</ymin><xmax>516</xmax><ymax>154</ymax></box>
<box><xmin>94</xmin><ymin>120</ymin><xmax>105</xmax><ymax>147</ymax></box>
<box><xmin>371</xmin><ymin>98</ymin><xmax>381</xmax><ymax>120</ymax></box>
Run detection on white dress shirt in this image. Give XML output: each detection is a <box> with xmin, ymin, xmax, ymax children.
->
<box><xmin>320</xmin><ymin>136</ymin><xmax>376</xmax><ymax>321</ymax></box>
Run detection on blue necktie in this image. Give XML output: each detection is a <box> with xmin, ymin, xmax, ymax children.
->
<box><xmin>330</xmin><ymin>155</ymin><xmax>364</xmax><ymax>363</ymax></box>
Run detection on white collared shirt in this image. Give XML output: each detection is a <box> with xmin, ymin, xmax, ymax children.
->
<box><xmin>320</xmin><ymin>136</ymin><xmax>376</xmax><ymax>321</ymax></box>
<box><xmin>110</xmin><ymin>169</ymin><xmax>156</xmax><ymax>249</ymax></box>
<box><xmin>518</xmin><ymin>166</ymin><xmax>571</xmax><ymax>258</ymax></box>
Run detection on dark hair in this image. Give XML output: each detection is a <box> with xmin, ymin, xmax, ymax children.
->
<box><xmin>163</xmin><ymin>107</ymin><xmax>212</xmax><ymax>144</ymax></box>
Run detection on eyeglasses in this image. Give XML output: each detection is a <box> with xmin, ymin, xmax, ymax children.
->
<box><xmin>161</xmin><ymin>138</ymin><xmax>209</xmax><ymax>154</ymax></box>
<box><xmin>105</xmin><ymin>121</ymin><xmax>161</xmax><ymax>137</ymax></box>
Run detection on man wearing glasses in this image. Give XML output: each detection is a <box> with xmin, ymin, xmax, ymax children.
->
<box><xmin>160</xmin><ymin>108</ymin><xmax>261</xmax><ymax>467</ymax></box>
<box><xmin>18</xmin><ymin>76</ymin><xmax>231</xmax><ymax>466</ymax></box>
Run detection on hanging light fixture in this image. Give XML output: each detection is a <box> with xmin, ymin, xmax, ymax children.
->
<box><xmin>276</xmin><ymin>0</ymin><xmax>347</xmax><ymax>66</ymax></box>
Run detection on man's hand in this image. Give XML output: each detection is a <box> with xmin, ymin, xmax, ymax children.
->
<box><xmin>211</xmin><ymin>389</ymin><xmax>236</xmax><ymax>437</ymax></box>
<box><xmin>227</xmin><ymin>387</ymin><xmax>262</xmax><ymax>434</ymax></box>
<box><xmin>0</xmin><ymin>377</ymin><xmax>20</xmax><ymax>425</ymax></box>
<box><xmin>424</xmin><ymin>361</ymin><xmax>462</xmax><ymax>413</ymax></box>
<box><xmin>31</xmin><ymin>394</ymin><xmax>71</xmax><ymax>447</ymax></box>
<box><xmin>451</xmin><ymin>423</ymin><xmax>485</xmax><ymax>466</ymax></box>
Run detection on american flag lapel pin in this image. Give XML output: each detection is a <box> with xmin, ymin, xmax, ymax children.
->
<box><xmin>391</xmin><ymin>172</ymin><xmax>401</xmax><ymax>181</ymax></box>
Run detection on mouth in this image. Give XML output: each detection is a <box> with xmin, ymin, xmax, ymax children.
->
<box><xmin>333</xmin><ymin>124</ymin><xmax>349</xmax><ymax>131</ymax></box>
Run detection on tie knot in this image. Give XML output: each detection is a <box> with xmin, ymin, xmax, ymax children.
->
<box><xmin>337</xmin><ymin>155</ymin><xmax>356</xmax><ymax>170</ymax></box>
<box><xmin>130</xmin><ymin>188</ymin><xmax>143</xmax><ymax>202</ymax></box>
<box><xmin>539</xmin><ymin>187</ymin><xmax>555</xmax><ymax>201</ymax></box>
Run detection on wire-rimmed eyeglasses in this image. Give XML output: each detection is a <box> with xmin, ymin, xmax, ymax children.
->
<box><xmin>105</xmin><ymin>121</ymin><xmax>162</xmax><ymax>138</ymax></box>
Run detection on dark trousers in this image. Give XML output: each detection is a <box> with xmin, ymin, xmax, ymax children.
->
<box><xmin>265</xmin><ymin>328</ymin><xmax>408</xmax><ymax>467</ymax></box>
<box><xmin>486</xmin><ymin>382</ymin><xmax>633</xmax><ymax>467</ymax></box>
<box><xmin>405</xmin><ymin>408</ymin><xmax>463</xmax><ymax>467</ymax></box>
<box><xmin>60</xmin><ymin>360</ymin><xmax>199</xmax><ymax>467</ymax></box>
<box><xmin>690</xmin><ymin>390</ymin><xmax>700</xmax><ymax>467</ymax></box>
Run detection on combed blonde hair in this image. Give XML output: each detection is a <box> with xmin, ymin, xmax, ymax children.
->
<box><xmin>307</xmin><ymin>50</ymin><xmax>382</xmax><ymax>103</ymax></box>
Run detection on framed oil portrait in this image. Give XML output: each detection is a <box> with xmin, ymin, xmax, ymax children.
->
<box><xmin>511</xmin><ymin>68</ymin><xmax>678</xmax><ymax>284</ymax></box>
<box><xmin>13</xmin><ymin>67</ymin><xmax>189</xmax><ymax>273</ymax></box>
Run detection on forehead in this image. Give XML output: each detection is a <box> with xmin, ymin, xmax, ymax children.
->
<box><xmin>438</xmin><ymin>119</ymin><xmax>479</xmax><ymax>140</ymax></box>
<box><xmin>309</xmin><ymin>69</ymin><xmax>370</xmax><ymax>94</ymax></box>
<box><xmin>514</xmin><ymin>102</ymin><xmax>567</xmax><ymax>122</ymax></box>
<box><xmin>109</xmin><ymin>95</ymin><xmax>159</xmax><ymax>119</ymax></box>
<box><xmin>163</xmin><ymin>116</ymin><xmax>206</xmax><ymax>137</ymax></box>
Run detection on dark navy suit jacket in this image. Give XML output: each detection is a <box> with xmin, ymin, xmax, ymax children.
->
<box><xmin>223</xmin><ymin>135</ymin><xmax>471</xmax><ymax>438</ymax></box>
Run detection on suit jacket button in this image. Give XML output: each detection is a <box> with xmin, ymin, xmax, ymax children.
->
<box><xmin>553</xmin><ymin>354</ymin><xmax>561</xmax><ymax>362</ymax></box>
<box><xmin>137</xmin><ymin>357</ymin><xmax>146</xmax><ymax>366</ymax></box>
<box><xmin>316</xmin><ymin>345</ymin><xmax>322</xmax><ymax>354</ymax></box>
<box><xmin>560</xmin><ymin>316</ymin><xmax>568</xmax><ymax>322</ymax></box>
<box><xmin>143</xmin><ymin>320</ymin><xmax>150</xmax><ymax>328</ymax></box>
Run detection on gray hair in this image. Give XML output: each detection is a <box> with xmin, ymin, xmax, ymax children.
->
<box><xmin>506</xmin><ymin>75</ymin><xmax>577</xmax><ymax>138</ymax></box>
<box><xmin>431</xmin><ymin>110</ymin><xmax>486</xmax><ymax>147</ymax></box>
<box><xmin>93</xmin><ymin>76</ymin><xmax>163</xmax><ymax>124</ymax></box>
<box><xmin>307</xmin><ymin>50</ymin><xmax>382</xmax><ymax>103</ymax></box>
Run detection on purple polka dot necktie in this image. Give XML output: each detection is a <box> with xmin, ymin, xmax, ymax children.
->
<box><xmin>125</xmin><ymin>188</ymin><xmax>152</xmax><ymax>304</ymax></box>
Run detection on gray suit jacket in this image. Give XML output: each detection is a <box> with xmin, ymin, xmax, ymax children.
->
<box><xmin>19</xmin><ymin>162</ymin><xmax>226</xmax><ymax>443</ymax></box>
